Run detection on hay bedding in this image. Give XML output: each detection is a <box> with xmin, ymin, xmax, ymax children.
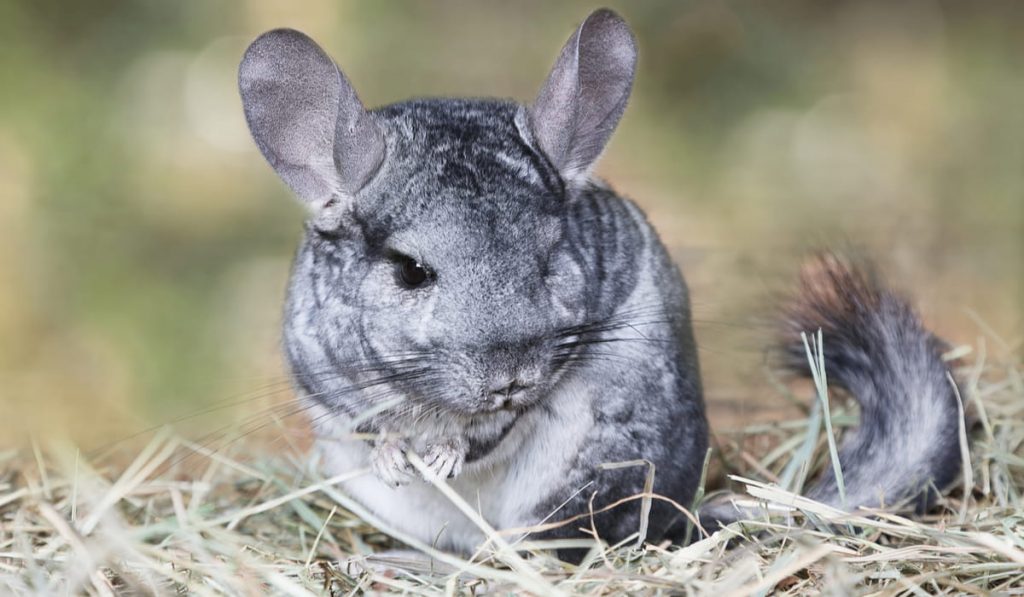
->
<box><xmin>1</xmin><ymin>338</ymin><xmax>1021</xmax><ymax>596</ymax></box>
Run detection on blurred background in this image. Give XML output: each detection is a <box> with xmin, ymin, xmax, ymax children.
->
<box><xmin>1</xmin><ymin>0</ymin><xmax>1021</xmax><ymax>448</ymax></box>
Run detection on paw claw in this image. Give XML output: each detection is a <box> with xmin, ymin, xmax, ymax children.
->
<box><xmin>422</xmin><ymin>441</ymin><xmax>466</xmax><ymax>480</ymax></box>
<box><xmin>371</xmin><ymin>439</ymin><xmax>413</xmax><ymax>488</ymax></box>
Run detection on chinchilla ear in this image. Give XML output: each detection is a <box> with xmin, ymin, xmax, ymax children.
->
<box><xmin>528</xmin><ymin>9</ymin><xmax>637</xmax><ymax>183</ymax></box>
<box><xmin>239</xmin><ymin>29</ymin><xmax>384</xmax><ymax>215</ymax></box>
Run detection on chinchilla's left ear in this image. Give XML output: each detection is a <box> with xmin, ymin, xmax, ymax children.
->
<box><xmin>528</xmin><ymin>9</ymin><xmax>637</xmax><ymax>184</ymax></box>
<box><xmin>239</xmin><ymin>29</ymin><xmax>384</xmax><ymax>218</ymax></box>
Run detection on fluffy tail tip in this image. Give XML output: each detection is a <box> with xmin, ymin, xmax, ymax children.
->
<box><xmin>782</xmin><ymin>251</ymin><xmax>963</xmax><ymax>511</ymax></box>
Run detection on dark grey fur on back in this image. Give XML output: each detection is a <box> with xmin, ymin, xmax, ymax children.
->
<box><xmin>238</xmin><ymin>9</ymin><xmax>962</xmax><ymax>559</ymax></box>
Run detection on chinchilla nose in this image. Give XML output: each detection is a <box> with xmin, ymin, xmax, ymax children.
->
<box><xmin>482</xmin><ymin>341</ymin><xmax>545</xmax><ymax>407</ymax></box>
<box><xmin>485</xmin><ymin>375</ymin><xmax>539</xmax><ymax>409</ymax></box>
<box><xmin>487</xmin><ymin>378</ymin><xmax>534</xmax><ymax>400</ymax></box>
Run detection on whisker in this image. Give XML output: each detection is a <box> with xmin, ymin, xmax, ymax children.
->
<box><xmin>157</xmin><ymin>365</ymin><xmax>435</xmax><ymax>475</ymax></box>
<box><xmin>88</xmin><ymin>381</ymin><xmax>309</xmax><ymax>459</ymax></box>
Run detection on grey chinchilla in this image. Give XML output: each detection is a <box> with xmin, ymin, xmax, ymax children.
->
<box><xmin>237</xmin><ymin>9</ymin><xmax>963</xmax><ymax>558</ymax></box>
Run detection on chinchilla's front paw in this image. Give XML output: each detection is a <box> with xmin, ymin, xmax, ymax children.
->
<box><xmin>371</xmin><ymin>438</ymin><xmax>414</xmax><ymax>488</ymax></box>
<box><xmin>422</xmin><ymin>438</ymin><xmax>467</xmax><ymax>480</ymax></box>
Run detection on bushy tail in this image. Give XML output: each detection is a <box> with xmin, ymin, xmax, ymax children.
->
<box><xmin>699</xmin><ymin>253</ymin><xmax>963</xmax><ymax>532</ymax></box>
<box><xmin>780</xmin><ymin>252</ymin><xmax>963</xmax><ymax>511</ymax></box>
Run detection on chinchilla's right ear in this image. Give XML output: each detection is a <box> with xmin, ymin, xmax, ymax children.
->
<box><xmin>239</xmin><ymin>29</ymin><xmax>384</xmax><ymax>219</ymax></box>
<box><xmin>528</xmin><ymin>9</ymin><xmax>637</xmax><ymax>185</ymax></box>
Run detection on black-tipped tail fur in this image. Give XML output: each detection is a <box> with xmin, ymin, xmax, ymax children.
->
<box><xmin>783</xmin><ymin>253</ymin><xmax>962</xmax><ymax>511</ymax></box>
<box><xmin>701</xmin><ymin>253</ymin><xmax>963</xmax><ymax>532</ymax></box>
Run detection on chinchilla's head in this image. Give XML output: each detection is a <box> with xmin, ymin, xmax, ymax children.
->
<box><xmin>239</xmin><ymin>10</ymin><xmax>637</xmax><ymax>417</ymax></box>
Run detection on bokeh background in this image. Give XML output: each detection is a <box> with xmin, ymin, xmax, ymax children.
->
<box><xmin>1</xmin><ymin>1</ymin><xmax>1021</xmax><ymax>448</ymax></box>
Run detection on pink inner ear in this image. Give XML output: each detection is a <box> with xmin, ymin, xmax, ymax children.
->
<box><xmin>527</xmin><ymin>9</ymin><xmax>637</xmax><ymax>181</ymax></box>
<box><xmin>239</xmin><ymin>28</ymin><xmax>384</xmax><ymax>206</ymax></box>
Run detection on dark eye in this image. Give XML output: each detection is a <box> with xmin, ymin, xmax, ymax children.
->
<box><xmin>397</xmin><ymin>255</ymin><xmax>432</xmax><ymax>288</ymax></box>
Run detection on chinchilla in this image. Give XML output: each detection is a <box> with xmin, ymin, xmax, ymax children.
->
<box><xmin>237</xmin><ymin>9</ymin><xmax>962</xmax><ymax>558</ymax></box>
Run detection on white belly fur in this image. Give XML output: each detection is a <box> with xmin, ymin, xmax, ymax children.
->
<box><xmin>310</xmin><ymin>377</ymin><xmax>595</xmax><ymax>553</ymax></box>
